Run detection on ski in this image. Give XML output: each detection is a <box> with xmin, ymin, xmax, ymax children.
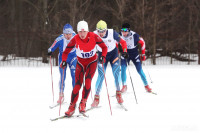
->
<box><xmin>151</xmin><ymin>91</ymin><xmax>157</xmax><ymax>95</ymax></box>
<box><xmin>50</xmin><ymin>115</ymin><xmax>70</xmax><ymax>121</ymax></box>
<box><xmin>49</xmin><ymin>101</ymin><xmax>67</xmax><ymax>109</ymax></box>
<box><xmin>86</xmin><ymin>106</ymin><xmax>102</xmax><ymax>112</ymax></box>
<box><xmin>148</xmin><ymin>91</ymin><xmax>157</xmax><ymax>95</ymax></box>
<box><xmin>119</xmin><ymin>103</ymin><xmax>128</xmax><ymax>111</ymax></box>
<box><xmin>50</xmin><ymin>113</ymin><xmax>88</xmax><ymax>121</ymax></box>
<box><xmin>111</xmin><ymin>92</ymin><xmax>130</xmax><ymax>97</ymax></box>
<box><xmin>50</xmin><ymin>106</ymin><xmax>101</xmax><ymax>121</ymax></box>
<box><xmin>78</xmin><ymin>112</ymin><xmax>89</xmax><ymax>118</ymax></box>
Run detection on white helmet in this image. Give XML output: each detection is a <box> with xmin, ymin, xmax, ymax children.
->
<box><xmin>77</xmin><ymin>20</ymin><xmax>89</xmax><ymax>32</ymax></box>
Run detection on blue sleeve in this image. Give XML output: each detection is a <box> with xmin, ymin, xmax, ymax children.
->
<box><xmin>48</xmin><ymin>35</ymin><xmax>62</xmax><ymax>52</ymax></box>
<box><xmin>134</xmin><ymin>33</ymin><xmax>140</xmax><ymax>44</ymax></box>
<box><xmin>49</xmin><ymin>40</ymin><xmax>60</xmax><ymax>52</ymax></box>
<box><xmin>113</xmin><ymin>30</ymin><xmax>121</xmax><ymax>42</ymax></box>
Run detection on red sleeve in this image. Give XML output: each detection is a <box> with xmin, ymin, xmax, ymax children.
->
<box><xmin>138</xmin><ymin>39</ymin><xmax>145</xmax><ymax>55</ymax></box>
<box><xmin>119</xmin><ymin>38</ymin><xmax>127</xmax><ymax>52</ymax></box>
<box><xmin>94</xmin><ymin>33</ymin><xmax>108</xmax><ymax>58</ymax></box>
<box><xmin>62</xmin><ymin>36</ymin><xmax>76</xmax><ymax>62</ymax></box>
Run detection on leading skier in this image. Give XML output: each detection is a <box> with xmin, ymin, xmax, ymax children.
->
<box><xmin>61</xmin><ymin>20</ymin><xmax>108</xmax><ymax>117</ymax></box>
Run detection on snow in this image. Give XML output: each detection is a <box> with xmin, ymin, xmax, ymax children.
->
<box><xmin>0</xmin><ymin>64</ymin><xmax>200</xmax><ymax>133</ymax></box>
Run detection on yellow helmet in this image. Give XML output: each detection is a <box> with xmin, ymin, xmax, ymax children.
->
<box><xmin>96</xmin><ymin>20</ymin><xmax>107</xmax><ymax>31</ymax></box>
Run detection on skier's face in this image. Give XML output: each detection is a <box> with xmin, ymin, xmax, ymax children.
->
<box><xmin>121</xmin><ymin>31</ymin><xmax>129</xmax><ymax>37</ymax></box>
<box><xmin>78</xmin><ymin>31</ymin><xmax>88</xmax><ymax>39</ymax></box>
<box><xmin>64</xmin><ymin>33</ymin><xmax>72</xmax><ymax>40</ymax></box>
<box><xmin>97</xmin><ymin>30</ymin><xmax>107</xmax><ymax>38</ymax></box>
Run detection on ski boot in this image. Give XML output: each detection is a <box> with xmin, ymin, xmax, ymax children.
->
<box><xmin>57</xmin><ymin>92</ymin><xmax>64</xmax><ymax>104</ymax></box>
<box><xmin>116</xmin><ymin>91</ymin><xmax>124</xmax><ymax>104</ymax></box>
<box><xmin>121</xmin><ymin>85</ymin><xmax>127</xmax><ymax>93</ymax></box>
<box><xmin>65</xmin><ymin>103</ymin><xmax>76</xmax><ymax>117</ymax></box>
<box><xmin>91</xmin><ymin>95</ymin><xmax>100</xmax><ymax>107</ymax></box>
<box><xmin>145</xmin><ymin>85</ymin><xmax>152</xmax><ymax>93</ymax></box>
<box><xmin>79</xmin><ymin>99</ymin><xmax>87</xmax><ymax>113</ymax></box>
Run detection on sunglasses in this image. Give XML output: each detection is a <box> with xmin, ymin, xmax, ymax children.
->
<box><xmin>97</xmin><ymin>29</ymin><xmax>107</xmax><ymax>33</ymax></box>
<box><xmin>121</xmin><ymin>28</ymin><xmax>129</xmax><ymax>32</ymax></box>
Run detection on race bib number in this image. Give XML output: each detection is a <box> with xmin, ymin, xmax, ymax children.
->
<box><xmin>76</xmin><ymin>47</ymin><xmax>96</xmax><ymax>58</ymax></box>
<box><xmin>81</xmin><ymin>51</ymin><xmax>94</xmax><ymax>58</ymax></box>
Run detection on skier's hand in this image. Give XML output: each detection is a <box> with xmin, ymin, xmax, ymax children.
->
<box><xmin>141</xmin><ymin>54</ymin><xmax>146</xmax><ymax>61</ymax></box>
<box><xmin>99</xmin><ymin>56</ymin><xmax>106</xmax><ymax>64</ymax></box>
<box><xmin>122</xmin><ymin>52</ymin><xmax>129</xmax><ymax>59</ymax></box>
<box><xmin>47</xmin><ymin>51</ymin><xmax>52</xmax><ymax>56</ymax></box>
<box><xmin>60</xmin><ymin>61</ymin><xmax>67</xmax><ymax>68</ymax></box>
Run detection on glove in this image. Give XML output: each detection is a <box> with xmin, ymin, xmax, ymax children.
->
<box><xmin>47</xmin><ymin>51</ymin><xmax>52</xmax><ymax>56</ymax></box>
<box><xmin>99</xmin><ymin>56</ymin><xmax>106</xmax><ymax>64</ymax></box>
<box><xmin>122</xmin><ymin>52</ymin><xmax>129</xmax><ymax>59</ymax></box>
<box><xmin>141</xmin><ymin>54</ymin><xmax>146</xmax><ymax>61</ymax></box>
<box><xmin>60</xmin><ymin>61</ymin><xmax>67</xmax><ymax>68</ymax></box>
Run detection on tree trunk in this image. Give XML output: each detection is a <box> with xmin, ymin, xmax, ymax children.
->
<box><xmin>198</xmin><ymin>29</ymin><xmax>200</xmax><ymax>65</ymax></box>
<box><xmin>188</xmin><ymin>8</ymin><xmax>192</xmax><ymax>65</ymax></box>
<box><xmin>152</xmin><ymin>0</ymin><xmax>157</xmax><ymax>65</ymax></box>
<box><xmin>42</xmin><ymin>0</ymin><xmax>48</xmax><ymax>63</ymax></box>
<box><xmin>142</xmin><ymin>0</ymin><xmax>145</xmax><ymax>37</ymax></box>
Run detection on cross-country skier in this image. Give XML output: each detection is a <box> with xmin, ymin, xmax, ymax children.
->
<box><xmin>91</xmin><ymin>20</ymin><xmax>128</xmax><ymax>107</ymax></box>
<box><xmin>48</xmin><ymin>24</ymin><xmax>77</xmax><ymax>104</ymax></box>
<box><xmin>61</xmin><ymin>20</ymin><xmax>108</xmax><ymax>117</ymax></box>
<box><xmin>119</xmin><ymin>23</ymin><xmax>152</xmax><ymax>93</ymax></box>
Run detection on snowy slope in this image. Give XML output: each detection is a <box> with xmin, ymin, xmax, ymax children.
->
<box><xmin>0</xmin><ymin>65</ymin><xmax>200</xmax><ymax>133</ymax></box>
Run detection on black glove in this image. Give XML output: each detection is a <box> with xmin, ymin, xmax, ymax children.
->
<box><xmin>122</xmin><ymin>52</ymin><xmax>129</xmax><ymax>59</ymax></box>
<box><xmin>60</xmin><ymin>61</ymin><xmax>67</xmax><ymax>68</ymax></box>
<box><xmin>99</xmin><ymin>56</ymin><xmax>106</xmax><ymax>64</ymax></box>
<box><xmin>47</xmin><ymin>51</ymin><xmax>52</xmax><ymax>56</ymax></box>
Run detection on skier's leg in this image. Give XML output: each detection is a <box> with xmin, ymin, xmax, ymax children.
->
<box><xmin>133</xmin><ymin>55</ymin><xmax>148</xmax><ymax>86</ymax></box>
<box><xmin>120</xmin><ymin>57</ymin><xmax>128</xmax><ymax>93</ymax></box>
<box><xmin>70</xmin><ymin>61</ymin><xmax>84</xmax><ymax>104</ymax></box>
<box><xmin>59</xmin><ymin>66</ymin><xmax>67</xmax><ymax>92</ymax></box>
<box><xmin>57</xmin><ymin>66</ymin><xmax>67</xmax><ymax>103</ymax></box>
<box><xmin>79</xmin><ymin>59</ymin><xmax>97</xmax><ymax>112</ymax></box>
<box><xmin>82</xmin><ymin>59</ymin><xmax>97</xmax><ymax>100</ymax></box>
<box><xmin>111</xmin><ymin>57</ymin><xmax>120</xmax><ymax>91</ymax></box>
<box><xmin>69</xmin><ymin>57</ymin><xmax>77</xmax><ymax>89</ymax></box>
<box><xmin>95</xmin><ymin>61</ymin><xmax>108</xmax><ymax>95</ymax></box>
<box><xmin>121</xmin><ymin>57</ymin><xmax>127</xmax><ymax>86</ymax></box>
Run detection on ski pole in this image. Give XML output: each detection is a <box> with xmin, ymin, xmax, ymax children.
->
<box><xmin>102</xmin><ymin>61</ymin><xmax>112</xmax><ymax>116</ymax></box>
<box><xmin>126</xmin><ymin>61</ymin><xmax>138</xmax><ymax>104</ymax></box>
<box><xmin>50</xmin><ymin>56</ymin><xmax>54</xmax><ymax>103</ymax></box>
<box><xmin>59</xmin><ymin>68</ymin><xmax>65</xmax><ymax>116</ymax></box>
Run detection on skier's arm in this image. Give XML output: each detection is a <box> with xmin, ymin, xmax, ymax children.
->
<box><xmin>62</xmin><ymin>36</ymin><xmax>76</xmax><ymax>62</ymax></box>
<box><xmin>113</xmin><ymin>30</ymin><xmax>127</xmax><ymax>52</ymax></box>
<box><xmin>48</xmin><ymin>38</ymin><xmax>61</xmax><ymax>53</ymax></box>
<box><xmin>138</xmin><ymin>37</ymin><xmax>145</xmax><ymax>55</ymax></box>
<box><xmin>94</xmin><ymin>34</ymin><xmax>108</xmax><ymax>58</ymax></box>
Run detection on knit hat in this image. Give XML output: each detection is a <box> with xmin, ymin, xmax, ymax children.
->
<box><xmin>63</xmin><ymin>23</ymin><xmax>73</xmax><ymax>34</ymax></box>
<box><xmin>96</xmin><ymin>20</ymin><xmax>107</xmax><ymax>31</ymax></box>
<box><xmin>77</xmin><ymin>20</ymin><xmax>89</xmax><ymax>32</ymax></box>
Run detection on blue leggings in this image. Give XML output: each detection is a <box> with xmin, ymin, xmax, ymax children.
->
<box><xmin>59</xmin><ymin>56</ymin><xmax>77</xmax><ymax>92</ymax></box>
<box><xmin>120</xmin><ymin>55</ymin><xmax>148</xmax><ymax>86</ymax></box>
<box><xmin>95</xmin><ymin>48</ymin><xmax>120</xmax><ymax>95</ymax></box>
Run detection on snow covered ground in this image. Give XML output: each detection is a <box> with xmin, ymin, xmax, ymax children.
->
<box><xmin>0</xmin><ymin>64</ymin><xmax>200</xmax><ymax>133</ymax></box>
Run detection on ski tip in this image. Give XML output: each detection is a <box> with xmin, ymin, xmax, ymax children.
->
<box><xmin>79</xmin><ymin>112</ymin><xmax>89</xmax><ymax>118</ymax></box>
<box><xmin>49</xmin><ymin>106</ymin><xmax>54</xmax><ymax>109</ymax></box>
<box><xmin>151</xmin><ymin>92</ymin><xmax>157</xmax><ymax>95</ymax></box>
<box><xmin>50</xmin><ymin>118</ymin><xmax>58</xmax><ymax>121</ymax></box>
